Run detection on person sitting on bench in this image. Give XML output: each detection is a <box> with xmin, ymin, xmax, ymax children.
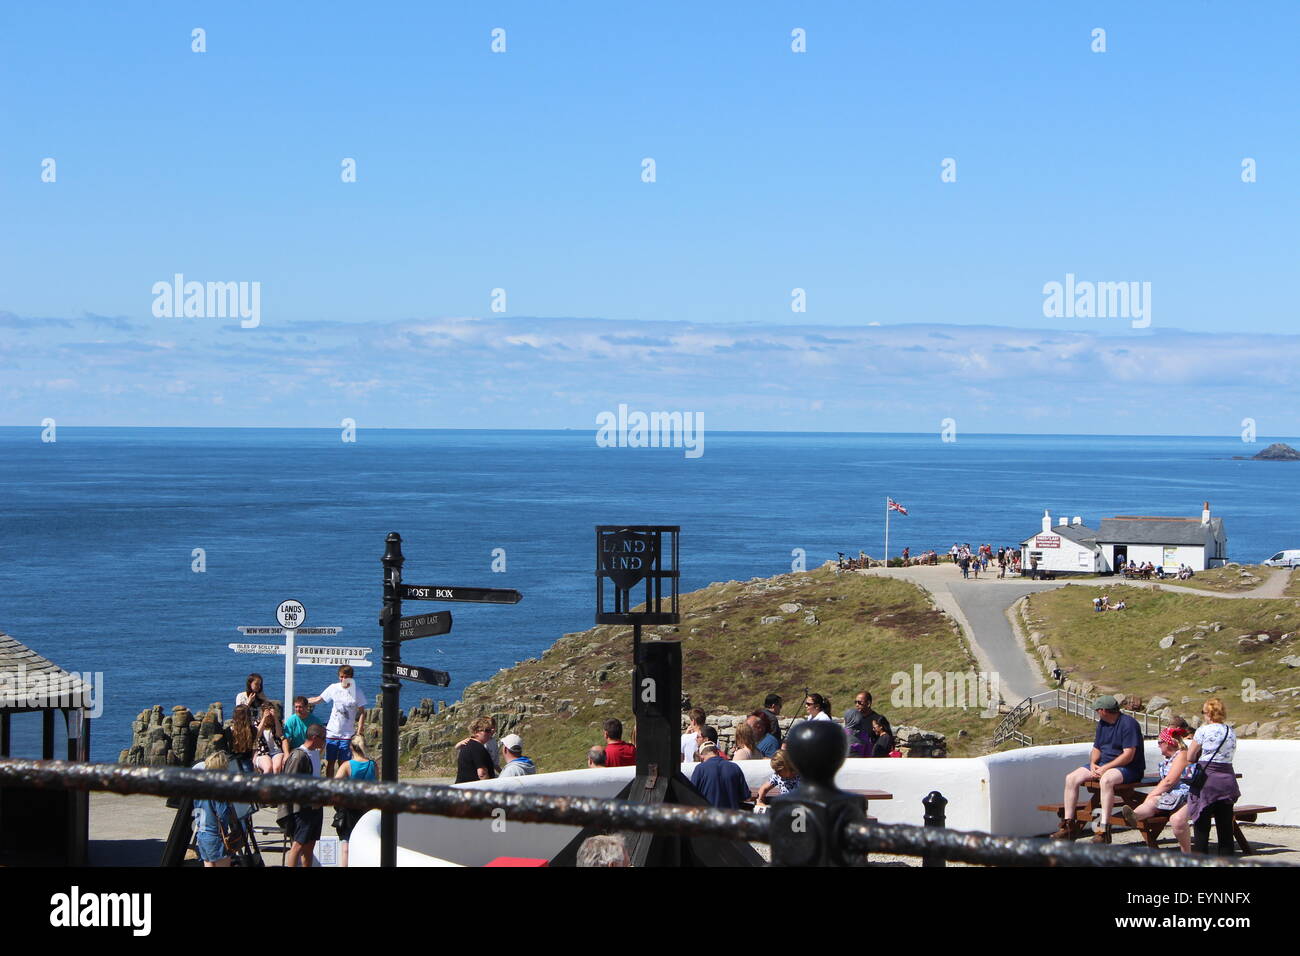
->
<box><xmin>1120</xmin><ymin>724</ymin><xmax>1194</xmax><ymax>852</ymax></box>
<box><xmin>1052</xmin><ymin>695</ymin><xmax>1145</xmax><ymax>843</ymax></box>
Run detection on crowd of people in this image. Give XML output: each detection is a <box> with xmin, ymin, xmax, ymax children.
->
<box><xmin>193</xmin><ymin>666</ymin><xmax>372</xmax><ymax>868</ymax></box>
<box><xmin>1119</xmin><ymin>560</ymin><xmax>1196</xmax><ymax>580</ymax></box>
<box><xmin>839</xmin><ymin>544</ymin><xmax>1027</xmax><ymax>574</ymax></box>
<box><xmin>1052</xmin><ymin>695</ymin><xmax>1242</xmax><ymax>855</ymax></box>
<box><xmin>197</xmin><ymin>665</ymin><xmax>1248</xmax><ymax>863</ymax></box>
<box><xmin>448</xmin><ymin>691</ymin><xmax>899</xmax><ymax>817</ymax></box>
<box><xmin>946</xmin><ymin>543</ymin><xmax>1025</xmax><ymax>578</ymax></box>
<box><xmin>898</xmin><ymin>547</ymin><xmax>940</xmax><ymax>565</ymax></box>
<box><xmin>845</xmin><ymin>543</ymin><xmax>1204</xmax><ymax>585</ymax></box>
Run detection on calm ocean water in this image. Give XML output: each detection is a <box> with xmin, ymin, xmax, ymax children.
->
<box><xmin>2</xmin><ymin>427</ymin><xmax>1297</xmax><ymax>760</ymax></box>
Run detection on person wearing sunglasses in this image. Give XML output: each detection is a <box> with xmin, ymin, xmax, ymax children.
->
<box><xmin>845</xmin><ymin>691</ymin><xmax>891</xmax><ymax>757</ymax></box>
<box><xmin>803</xmin><ymin>693</ymin><xmax>833</xmax><ymax>722</ymax></box>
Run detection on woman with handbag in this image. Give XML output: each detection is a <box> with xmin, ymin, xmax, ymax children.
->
<box><xmin>192</xmin><ymin>751</ymin><xmax>238</xmax><ymax>867</ymax></box>
<box><xmin>1184</xmin><ymin>698</ymin><xmax>1240</xmax><ymax>856</ymax></box>
<box><xmin>1120</xmin><ymin>725</ymin><xmax>1194</xmax><ymax>852</ymax></box>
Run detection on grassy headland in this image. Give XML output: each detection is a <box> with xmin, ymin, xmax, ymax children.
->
<box><xmin>1157</xmin><ymin>564</ymin><xmax>1273</xmax><ymax>594</ymax></box>
<box><xmin>1286</xmin><ymin>569</ymin><xmax>1300</xmax><ymax>599</ymax></box>
<box><xmin>1022</xmin><ymin>584</ymin><xmax>1300</xmax><ymax>736</ymax></box>
<box><xmin>385</xmin><ymin>566</ymin><xmax>1008</xmax><ymax>775</ymax></box>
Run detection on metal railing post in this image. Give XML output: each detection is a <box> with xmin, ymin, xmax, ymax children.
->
<box><xmin>922</xmin><ymin>791</ymin><xmax>948</xmax><ymax>868</ymax></box>
<box><xmin>768</xmin><ymin>722</ymin><xmax>864</xmax><ymax>867</ymax></box>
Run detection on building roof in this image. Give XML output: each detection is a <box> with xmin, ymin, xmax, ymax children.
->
<box><xmin>1096</xmin><ymin>516</ymin><xmax>1224</xmax><ymax>546</ymax></box>
<box><xmin>0</xmin><ymin>630</ymin><xmax>95</xmax><ymax>711</ymax></box>
<box><xmin>1022</xmin><ymin>523</ymin><xmax>1100</xmax><ymax>548</ymax></box>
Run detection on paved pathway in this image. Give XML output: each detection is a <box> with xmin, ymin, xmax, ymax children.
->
<box><xmin>860</xmin><ymin>565</ymin><xmax>1293</xmax><ymax>705</ymax></box>
<box><xmin>860</xmin><ymin>565</ymin><xmax>1069</xmax><ymax>702</ymax></box>
<box><xmin>1122</xmin><ymin>567</ymin><xmax>1290</xmax><ymax>600</ymax></box>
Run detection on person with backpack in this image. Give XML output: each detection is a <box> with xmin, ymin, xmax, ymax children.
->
<box><xmin>278</xmin><ymin>724</ymin><xmax>327</xmax><ymax>867</ymax></box>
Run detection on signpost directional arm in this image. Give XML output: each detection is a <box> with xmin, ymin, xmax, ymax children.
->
<box><xmin>393</xmin><ymin>663</ymin><xmax>451</xmax><ymax>687</ymax></box>
<box><xmin>398</xmin><ymin>611</ymin><xmax>453</xmax><ymax>641</ymax></box>
<box><xmin>399</xmin><ymin>584</ymin><xmax>521</xmax><ymax>604</ymax></box>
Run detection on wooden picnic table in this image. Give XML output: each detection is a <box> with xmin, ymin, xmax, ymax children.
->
<box><xmin>1037</xmin><ymin>773</ymin><xmax>1270</xmax><ymax>853</ymax></box>
<box><xmin>750</xmin><ymin>787</ymin><xmax>893</xmax><ymax>816</ymax></box>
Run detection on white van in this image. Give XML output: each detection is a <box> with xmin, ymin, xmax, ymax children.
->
<box><xmin>1262</xmin><ymin>550</ymin><xmax>1300</xmax><ymax>567</ymax></box>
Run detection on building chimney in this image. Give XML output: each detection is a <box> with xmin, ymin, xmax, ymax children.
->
<box><xmin>1202</xmin><ymin>501</ymin><xmax>1211</xmax><ymax>526</ymax></box>
<box><xmin>1058</xmin><ymin>517</ymin><xmax>1068</xmax><ymax>527</ymax></box>
<box><xmin>1072</xmin><ymin>516</ymin><xmax>1082</xmax><ymax>525</ymax></box>
<box><xmin>1042</xmin><ymin>510</ymin><xmax>1052</xmax><ymax>533</ymax></box>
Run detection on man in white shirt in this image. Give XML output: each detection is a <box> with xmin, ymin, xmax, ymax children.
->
<box><xmin>681</xmin><ymin>708</ymin><xmax>706</xmax><ymax>765</ymax></box>
<box><xmin>308</xmin><ymin>665</ymin><xmax>367</xmax><ymax>778</ymax></box>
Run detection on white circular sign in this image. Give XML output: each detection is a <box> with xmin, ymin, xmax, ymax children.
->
<box><xmin>277</xmin><ymin>599</ymin><xmax>307</xmax><ymax>629</ymax></box>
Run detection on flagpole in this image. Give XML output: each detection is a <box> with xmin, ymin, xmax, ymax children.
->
<box><xmin>884</xmin><ymin>497</ymin><xmax>890</xmax><ymax>569</ymax></box>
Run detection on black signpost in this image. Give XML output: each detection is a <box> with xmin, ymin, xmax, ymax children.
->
<box><xmin>378</xmin><ymin>532</ymin><xmax>522</xmax><ymax>868</ymax></box>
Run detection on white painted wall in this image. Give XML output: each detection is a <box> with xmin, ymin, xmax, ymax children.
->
<box><xmin>1105</xmin><ymin>543</ymin><xmax>1210</xmax><ymax>572</ymax></box>
<box><xmin>348</xmin><ymin>767</ymin><xmax>634</xmax><ymax>867</ymax></box>
<box><xmin>349</xmin><ymin>741</ymin><xmax>1300</xmax><ymax>865</ymax></box>
<box><xmin>1021</xmin><ymin>535</ymin><xmax>1099</xmax><ymax>574</ymax></box>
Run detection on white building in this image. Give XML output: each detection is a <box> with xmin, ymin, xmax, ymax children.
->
<box><xmin>1020</xmin><ymin>512</ymin><xmax>1103</xmax><ymax>575</ymax></box>
<box><xmin>1096</xmin><ymin>501</ymin><xmax>1227</xmax><ymax>572</ymax></box>
<box><xmin>1021</xmin><ymin>503</ymin><xmax>1228</xmax><ymax>575</ymax></box>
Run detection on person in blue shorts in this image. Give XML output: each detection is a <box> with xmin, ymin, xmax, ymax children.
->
<box><xmin>309</xmin><ymin>665</ymin><xmax>368</xmax><ymax>778</ymax></box>
<box><xmin>193</xmin><ymin>751</ymin><xmax>235</xmax><ymax>867</ymax></box>
<box><xmin>1052</xmin><ymin>694</ymin><xmax>1145</xmax><ymax>844</ymax></box>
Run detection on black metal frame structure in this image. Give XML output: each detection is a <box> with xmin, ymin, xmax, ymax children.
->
<box><xmin>595</xmin><ymin>525</ymin><xmax>679</xmax><ymax>625</ymax></box>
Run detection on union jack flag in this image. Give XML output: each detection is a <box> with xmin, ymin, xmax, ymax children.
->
<box><xmin>888</xmin><ymin>498</ymin><xmax>909</xmax><ymax>516</ymax></box>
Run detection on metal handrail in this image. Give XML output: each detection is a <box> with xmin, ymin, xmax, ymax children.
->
<box><xmin>992</xmin><ymin>697</ymin><xmax>1036</xmax><ymax>745</ymax></box>
<box><xmin>1000</xmin><ymin>689</ymin><xmax>1167</xmax><ymax>748</ymax></box>
<box><xmin>0</xmin><ymin>758</ymin><xmax>1274</xmax><ymax>867</ymax></box>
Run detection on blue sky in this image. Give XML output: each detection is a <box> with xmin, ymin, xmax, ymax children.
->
<box><xmin>2</xmin><ymin>2</ymin><xmax>1299</xmax><ymax>432</ymax></box>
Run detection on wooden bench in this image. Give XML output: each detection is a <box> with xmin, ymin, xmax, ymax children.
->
<box><xmin>1037</xmin><ymin>802</ymin><xmax>1276</xmax><ymax>854</ymax></box>
<box><xmin>1141</xmin><ymin>804</ymin><xmax>1276</xmax><ymax>855</ymax></box>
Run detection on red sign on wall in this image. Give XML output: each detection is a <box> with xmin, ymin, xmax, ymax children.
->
<box><xmin>1035</xmin><ymin>535</ymin><xmax>1062</xmax><ymax>548</ymax></box>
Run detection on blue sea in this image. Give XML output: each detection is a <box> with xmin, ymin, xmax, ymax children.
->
<box><xmin>2</xmin><ymin>427</ymin><xmax>1297</xmax><ymax>761</ymax></box>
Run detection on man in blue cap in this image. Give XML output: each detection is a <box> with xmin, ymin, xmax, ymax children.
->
<box><xmin>1051</xmin><ymin>694</ymin><xmax>1145</xmax><ymax>843</ymax></box>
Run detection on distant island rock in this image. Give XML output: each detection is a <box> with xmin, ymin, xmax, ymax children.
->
<box><xmin>1253</xmin><ymin>443</ymin><xmax>1300</xmax><ymax>461</ymax></box>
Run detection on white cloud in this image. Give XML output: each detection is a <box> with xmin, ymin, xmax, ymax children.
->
<box><xmin>3</xmin><ymin>313</ymin><xmax>1299</xmax><ymax>433</ymax></box>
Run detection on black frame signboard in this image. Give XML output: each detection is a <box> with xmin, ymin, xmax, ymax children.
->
<box><xmin>594</xmin><ymin>525</ymin><xmax>679</xmax><ymax>625</ymax></box>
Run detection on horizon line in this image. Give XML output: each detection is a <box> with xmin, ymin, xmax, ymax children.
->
<box><xmin>0</xmin><ymin>424</ymin><xmax>1294</xmax><ymax>442</ymax></box>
